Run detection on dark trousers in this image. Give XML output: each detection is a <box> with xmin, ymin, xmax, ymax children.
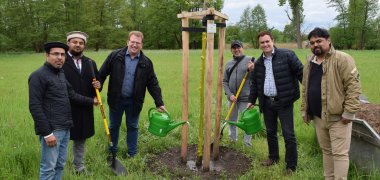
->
<box><xmin>263</xmin><ymin>97</ymin><xmax>297</xmax><ymax>170</ymax></box>
<box><xmin>109</xmin><ymin>97</ymin><xmax>140</xmax><ymax>157</ymax></box>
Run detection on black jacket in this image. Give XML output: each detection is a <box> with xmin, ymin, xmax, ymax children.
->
<box><xmin>98</xmin><ymin>47</ymin><xmax>164</xmax><ymax>115</ymax></box>
<box><xmin>63</xmin><ymin>55</ymin><xmax>99</xmax><ymax>140</ymax></box>
<box><xmin>28</xmin><ymin>62</ymin><xmax>94</xmax><ymax>136</ymax></box>
<box><xmin>249</xmin><ymin>47</ymin><xmax>303</xmax><ymax>111</ymax></box>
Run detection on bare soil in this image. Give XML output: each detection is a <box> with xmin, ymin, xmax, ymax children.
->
<box><xmin>147</xmin><ymin>144</ymin><xmax>251</xmax><ymax>179</ymax></box>
<box><xmin>356</xmin><ymin>103</ymin><xmax>380</xmax><ymax>134</ymax></box>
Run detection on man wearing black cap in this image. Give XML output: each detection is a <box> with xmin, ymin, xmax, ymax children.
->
<box><xmin>223</xmin><ymin>40</ymin><xmax>254</xmax><ymax>147</ymax></box>
<box><xmin>28</xmin><ymin>42</ymin><xmax>98</xmax><ymax>180</ymax></box>
<box><xmin>63</xmin><ymin>31</ymin><xmax>100</xmax><ymax>174</ymax></box>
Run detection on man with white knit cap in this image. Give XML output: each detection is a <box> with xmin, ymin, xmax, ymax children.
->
<box><xmin>63</xmin><ymin>31</ymin><xmax>101</xmax><ymax>174</ymax></box>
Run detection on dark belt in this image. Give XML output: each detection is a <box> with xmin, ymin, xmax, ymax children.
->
<box><xmin>264</xmin><ymin>96</ymin><xmax>279</xmax><ymax>102</ymax></box>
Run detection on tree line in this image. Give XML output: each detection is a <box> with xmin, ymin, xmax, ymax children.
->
<box><xmin>0</xmin><ymin>0</ymin><xmax>379</xmax><ymax>52</ymax></box>
<box><xmin>0</xmin><ymin>0</ymin><xmax>223</xmax><ymax>52</ymax></box>
<box><xmin>227</xmin><ymin>0</ymin><xmax>379</xmax><ymax>50</ymax></box>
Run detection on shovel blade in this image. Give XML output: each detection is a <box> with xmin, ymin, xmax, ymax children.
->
<box><xmin>107</xmin><ymin>155</ymin><xmax>128</xmax><ymax>176</ymax></box>
<box><xmin>111</xmin><ymin>158</ymin><xmax>128</xmax><ymax>176</ymax></box>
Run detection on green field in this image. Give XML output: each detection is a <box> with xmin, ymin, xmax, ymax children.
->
<box><xmin>0</xmin><ymin>49</ymin><xmax>379</xmax><ymax>179</ymax></box>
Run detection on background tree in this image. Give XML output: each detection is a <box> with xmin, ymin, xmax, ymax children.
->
<box><xmin>238</xmin><ymin>4</ymin><xmax>268</xmax><ymax>48</ymax></box>
<box><xmin>328</xmin><ymin>0</ymin><xmax>351</xmax><ymax>49</ymax></box>
<box><xmin>279</xmin><ymin>0</ymin><xmax>304</xmax><ymax>49</ymax></box>
<box><xmin>238</xmin><ymin>6</ymin><xmax>255</xmax><ymax>47</ymax></box>
<box><xmin>250</xmin><ymin>4</ymin><xmax>268</xmax><ymax>48</ymax></box>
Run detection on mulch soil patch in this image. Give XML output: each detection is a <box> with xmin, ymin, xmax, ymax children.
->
<box><xmin>356</xmin><ymin>103</ymin><xmax>380</xmax><ymax>134</ymax></box>
<box><xmin>147</xmin><ymin>144</ymin><xmax>251</xmax><ymax>179</ymax></box>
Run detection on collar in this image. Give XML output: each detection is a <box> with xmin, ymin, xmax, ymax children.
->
<box><xmin>44</xmin><ymin>62</ymin><xmax>61</xmax><ymax>73</ymax></box>
<box><xmin>233</xmin><ymin>54</ymin><xmax>245</xmax><ymax>61</ymax></box>
<box><xmin>126</xmin><ymin>49</ymin><xmax>140</xmax><ymax>59</ymax></box>
<box><xmin>310</xmin><ymin>46</ymin><xmax>334</xmax><ymax>64</ymax></box>
<box><xmin>67</xmin><ymin>51</ymin><xmax>83</xmax><ymax>60</ymax></box>
<box><xmin>263</xmin><ymin>48</ymin><xmax>275</xmax><ymax>59</ymax></box>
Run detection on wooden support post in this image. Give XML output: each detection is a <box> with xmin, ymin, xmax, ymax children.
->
<box><xmin>213</xmin><ymin>19</ymin><xmax>226</xmax><ymax>159</ymax></box>
<box><xmin>180</xmin><ymin>17</ymin><xmax>189</xmax><ymax>163</ymax></box>
<box><xmin>202</xmin><ymin>18</ymin><xmax>215</xmax><ymax>172</ymax></box>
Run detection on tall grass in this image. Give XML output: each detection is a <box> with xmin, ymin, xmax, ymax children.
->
<box><xmin>0</xmin><ymin>49</ymin><xmax>379</xmax><ymax>179</ymax></box>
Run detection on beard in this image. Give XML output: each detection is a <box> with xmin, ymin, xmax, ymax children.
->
<box><xmin>312</xmin><ymin>47</ymin><xmax>324</xmax><ymax>56</ymax></box>
<box><xmin>69</xmin><ymin>50</ymin><xmax>83</xmax><ymax>57</ymax></box>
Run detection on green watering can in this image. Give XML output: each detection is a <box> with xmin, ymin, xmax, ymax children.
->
<box><xmin>226</xmin><ymin>107</ymin><xmax>263</xmax><ymax>135</ymax></box>
<box><xmin>148</xmin><ymin>108</ymin><xmax>188</xmax><ymax>137</ymax></box>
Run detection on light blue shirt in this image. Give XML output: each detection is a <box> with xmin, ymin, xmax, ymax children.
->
<box><xmin>121</xmin><ymin>50</ymin><xmax>140</xmax><ymax>98</ymax></box>
<box><xmin>263</xmin><ymin>50</ymin><xmax>277</xmax><ymax>97</ymax></box>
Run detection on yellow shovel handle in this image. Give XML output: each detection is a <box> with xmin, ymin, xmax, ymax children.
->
<box><xmin>93</xmin><ymin>79</ymin><xmax>112</xmax><ymax>145</ymax></box>
<box><xmin>225</xmin><ymin>71</ymin><xmax>249</xmax><ymax>121</ymax></box>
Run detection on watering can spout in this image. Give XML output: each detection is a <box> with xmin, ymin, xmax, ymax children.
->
<box><xmin>167</xmin><ymin>121</ymin><xmax>187</xmax><ymax>133</ymax></box>
<box><xmin>148</xmin><ymin>108</ymin><xmax>189</xmax><ymax>137</ymax></box>
<box><xmin>226</xmin><ymin>121</ymin><xmax>247</xmax><ymax>132</ymax></box>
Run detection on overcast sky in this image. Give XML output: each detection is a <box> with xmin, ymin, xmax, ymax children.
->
<box><xmin>221</xmin><ymin>0</ymin><xmax>340</xmax><ymax>32</ymax></box>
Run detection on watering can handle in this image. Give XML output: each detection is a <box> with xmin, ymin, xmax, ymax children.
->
<box><xmin>241</xmin><ymin>106</ymin><xmax>259</xmax><ymax>118</ymax></box>
<box><xmin>241</xmin><ymin>108</ymin><xmax>249</xmax><ymax>117</ymax></box>
<box><xmin>148</xmin><ymin>107</ymin><xmax>171</xmax><ymax>120</ymax></box>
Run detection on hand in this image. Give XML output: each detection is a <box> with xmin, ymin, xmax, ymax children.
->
<box><xmin>303</xmin><ymin>115</ymin><xmax>310</xmax><ymax>125</ymax></box>
<box><xmin>45</xmin><ymin>134</ymin><xmax>57</xmax><ymax>147</ymax></box>
<box><xmin>92</xmin><ymin>80</ymin><xmax>101</xmax><ymax>89</ymax></box>
<box><xmin>247</xmin><ymin>103</ymin><xmax>254</xmax><ymax>109</ymax></box>
<box><xmin>248</xmin><ymin>61</ymin><xmax>254</xmax><ymax>71</ymax></box>
<box><xmin>341</xmin><ymin>117</ymin><xmax>352</xmax><ymax>124</ymax></box>
<box><xmin>93</xmin><ymin>97</ymin><xmax>99</xmax><ymax>106</ymax></box>
<box><xmin>229</xmin><ymin>95</ymin><xmax>237</xmax><ymax>102</ymax></box>
<box><xmin>157</xmin><ymin>106</ymin><xmax>166</xmax><ymax>113</ymax></box>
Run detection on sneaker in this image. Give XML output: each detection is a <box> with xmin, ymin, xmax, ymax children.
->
<box><xmin>260</xmin><ymin>159</ymin><xmax>279</xmax><ymax>166</ymax></box>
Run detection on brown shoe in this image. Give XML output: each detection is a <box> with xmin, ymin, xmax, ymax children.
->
<box><xmin>260</xmin><ymin>159</ymin><xmax>278</xmax><ymax>166</ymax></box>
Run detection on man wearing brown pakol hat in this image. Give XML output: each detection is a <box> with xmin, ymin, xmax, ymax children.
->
<box><xmin>63</xmin><ymin>31</ymin><xmax>101</xmax><ymax>174</ymax></box>
<box><xmin>29</xmin><ymin>42</ymin><xmax>98</xmax><ymax>179</ymax></box>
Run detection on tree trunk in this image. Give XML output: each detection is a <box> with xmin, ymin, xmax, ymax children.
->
<box><xmin>295</xmin><ymin>6</ymin><xmax>302</xmax><ymax>49</ymax></box>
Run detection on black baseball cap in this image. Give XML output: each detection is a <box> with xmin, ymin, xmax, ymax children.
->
<box><xmin>231</xmin><ymin>40</ymin><xmax>243</xmax><ymax>48</ymax></box>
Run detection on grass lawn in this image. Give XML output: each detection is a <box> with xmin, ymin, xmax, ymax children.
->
<box><xmin>0</xmin><ymin>48</ymin><xmax>379</xmax><ymax>179</ymax></box>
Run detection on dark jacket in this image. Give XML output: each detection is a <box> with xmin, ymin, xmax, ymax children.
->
<box><xmin>28</xmin><ymin>62</ymin><xmax>94</xmax><ymax>136</ymax></box>
<box><xmin>63</xmin><ymin>55</ymin><xmax>99</xmax><ymax>140</ymax></box>
<box><xmin>98</xmin><ymin>47</ymin><xmax>164</xmax><ymax>115</ymax></box>
<box><xmin>248</xmin><ymin>47</ymin><xmax>303</xmax><ymax>111</ymax></box>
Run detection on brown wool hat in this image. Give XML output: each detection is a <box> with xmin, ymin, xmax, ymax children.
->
<box><xmin>66</xmin><ymin>31</ymin><xmax>89</xmax><ymax>44</ymax></box>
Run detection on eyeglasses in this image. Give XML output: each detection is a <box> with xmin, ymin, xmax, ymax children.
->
<box><xmin>49</xmin><ymin>52</ymin><xmax>66</xmax><ymax>57</ymax></box>
<box><xmin>129</xmin><ymin>41</ymin><xmax>142</xmax><ymax>46</ymax></box>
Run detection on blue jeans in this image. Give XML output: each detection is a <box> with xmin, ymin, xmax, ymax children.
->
<box><xmin>39</xmin><ymin>129</ymin><xmax>70</xmax><ymax>180</ymax></box>
<box><xmin>109</xmin><ymin>97</ymin><xmax>140</xmax><ymax>156</ymax></box>
<box><xmin>262</xmin><ymin>98</ymin><xmax>297</xmax><ymax>170</ymax></box>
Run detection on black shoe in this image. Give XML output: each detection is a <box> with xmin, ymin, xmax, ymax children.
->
<box><xmin>260</xmin><ymin>159</ymin><xmax>279</xmax><ymax>166</ymax></box>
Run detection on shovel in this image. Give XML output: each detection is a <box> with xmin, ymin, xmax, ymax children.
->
<box><xmin>89</xmin><ymin>61</ymin><xmax>128</xmax><ymax>176</ymax></box>
<box><xmin>219</xmin><ymin>70</ymin><xmax>250</xmax><ymax>139</ymax></box>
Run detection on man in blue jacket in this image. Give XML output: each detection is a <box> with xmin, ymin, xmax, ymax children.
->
<box><xmin>247</xmin><ymin>31</ymin><xmax>303</xmax><ymax>174</ymax></box>
<box><xmin>29</xmin><ymin>42</ymin><xmax>97</xmax><ymax>179</ymax></box>
<box><xmin>99</xmin><ymin>31</ymin><xmax>166</xmax><ymax>158</ymax></box>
